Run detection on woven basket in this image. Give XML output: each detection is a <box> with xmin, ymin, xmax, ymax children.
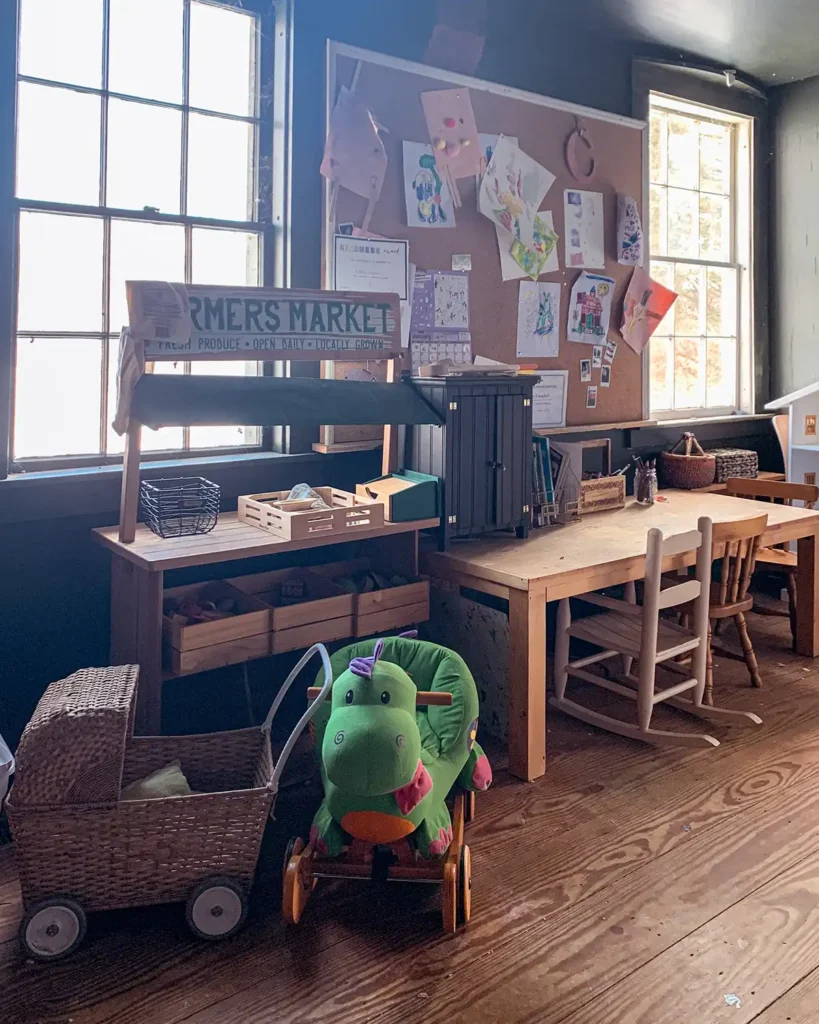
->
<box><xmin>659</xmin><ymin>433</ymin><xmax>716</xmax><ymax>490</ymax></box>
<box><xmin>710</xmin><ymin>448</ymin><xmax>759</xmax><ymax>483</ymax></box>
<box><xmin>7</xmin><ymin>651</ymin><xmax>333</xmax><ymax>913</ymax></box>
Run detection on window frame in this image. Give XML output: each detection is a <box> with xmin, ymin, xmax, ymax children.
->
<box><xmin>633</xmin><ymin>58</ymin><xmax>769</xmax><ymax>426</ymax></box>
<box><xmin>0</xmin><ymin>0</ymin><xmax>285</xmax><ymax>479</ymax></box>
<box><xmin>647</xmin><ymin>90</ymin><xmax>754</xmax><ymax>421</ymax></box>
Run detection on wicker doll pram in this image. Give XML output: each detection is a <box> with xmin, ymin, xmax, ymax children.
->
<box><xmin>7</xmin><ymin>644</ymin><xmax>333</xmax><ymax>960</ymax></box>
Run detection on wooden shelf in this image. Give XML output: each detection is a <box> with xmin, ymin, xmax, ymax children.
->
<box><xmin>93</xmin><ymin>514</ymin><xmax>440</xmax><ymax>573</ymax></box>
<box><xmin>688</xmin><ymin>471</ymin><xmax>785</xmax><ymax>494</ymax></box>
<box><xmin>534</xmin><ymin>420</ymin><xmax>655</xmax><ymax>436</ymax></box>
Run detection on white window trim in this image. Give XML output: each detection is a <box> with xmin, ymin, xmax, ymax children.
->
<box><xmin>644</xmin><ymin>90</ymin><xmax>754</xmax><ymax>422</ymax></box>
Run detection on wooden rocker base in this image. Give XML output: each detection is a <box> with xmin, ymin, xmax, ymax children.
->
<box><xmin>665</xmin><ymin>696</ymin><xmax>763</xmax><ymax>727</ymax></box>
<box><xmin>548</xmin><ymin>695</ymin><xmax>720</xmax><ymax>749</ymax></box>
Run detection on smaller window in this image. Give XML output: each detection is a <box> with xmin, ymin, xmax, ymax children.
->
<box><xmin>648</xmin><ymin>93</ymin><xmax>754</xmax><ymax>418</ymax></box>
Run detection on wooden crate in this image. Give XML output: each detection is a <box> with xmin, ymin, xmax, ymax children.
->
<box><xmin>228</xmin><ymin>567</ymin><xmax>355</xmax><ymax>655</ymax></box>
<box><xmin>576</xmin><ymin>438</ymin><xmax>626</xmax><ymax>515</ymax></box>
<box><xmin>579</xmin><ymin>474</ymin><xmax>626</xmax><ymax>515</ymax></box>
<box><xmin>162</xmin><ymin>581</ymin><xmax>271</xmax><ymax>677</ymax></box>
<box><xmin>356</xmin><ymin>578</ymin><xmax>430</xmax><ymax>637</ymax></box>
<box><xmin>237</xmin><ymin>487</ymin><xmax>384</xmax><ymax>542</ymax></box>
<box><xmin>312</xmin><ymin>557</ymin><xmax>430</xmax><ymax>637</ymax></box>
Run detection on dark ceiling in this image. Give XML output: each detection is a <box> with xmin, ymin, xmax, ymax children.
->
<box><xmin>601</xmin><ymin>0</ymin><xmax>819</xmax><ymax>86</ymax></box>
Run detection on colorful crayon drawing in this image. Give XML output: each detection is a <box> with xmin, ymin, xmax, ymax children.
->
<box><xmin>403</xmin><ymin>141</ymin><xmax>456</xmax><ymax>229</ymax></box>
<box><xmin>516</xmin><ymin>280</ymin><xmax>561</xmax><ymax>358</ymax></box>
<box><xmin>567</xmin><ymin>272</ymin><xmax>615</xmax><ymax>345</ymax></box>
<box><xmin>617</xmin><ymin>194</ymin><xmax>644</xmax><ymax>266</ymax></box>
<box><xmin>620</xmin><ymin>266</ymin><xmax>677</xmax><ymax>354</ymax></box>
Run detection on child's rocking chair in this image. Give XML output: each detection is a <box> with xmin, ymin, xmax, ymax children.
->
<box><xmin>550</xmin><ymin>516</ymin><xmax>762</xmax><ymax>747</ymax></box>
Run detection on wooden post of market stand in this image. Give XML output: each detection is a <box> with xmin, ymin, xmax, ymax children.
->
<box><xmin>118</xmin><ymin>282</ymin><xmax>404</xmax><ymax>544</ymax></box>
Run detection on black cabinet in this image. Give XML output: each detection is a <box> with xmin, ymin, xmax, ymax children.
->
<box><xmin>406</xmin><ymin>375</ymin><xmax>535</xmax><ymax>548</ymax></box>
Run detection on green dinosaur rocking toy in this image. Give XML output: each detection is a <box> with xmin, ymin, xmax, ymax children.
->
<box><xmin>283</xmin><ymin>634</ymin><xmax>492</xmax><ymax>931</ymax></box>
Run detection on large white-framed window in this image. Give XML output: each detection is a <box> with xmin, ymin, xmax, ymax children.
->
<box><xmin>648</xmin><ymin>92</ymin><xmax>754</xmax><ymax>419</ymax></box>
<box><xmin>10</xmin><ymin>0</ymin><xmax>276</xmax><ymax>468</ymax></box>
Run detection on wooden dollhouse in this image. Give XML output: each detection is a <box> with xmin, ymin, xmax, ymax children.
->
<box><xmin>765</xmin><ymin>381</ymin><xmax>819</xmax><ymax>486</ymax></box>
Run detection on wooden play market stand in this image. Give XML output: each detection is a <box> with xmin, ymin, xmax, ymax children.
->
<box><xmin>94</xmin><ymin>281</ymin><xmax>442</xmax><ymax>733</ymax></box>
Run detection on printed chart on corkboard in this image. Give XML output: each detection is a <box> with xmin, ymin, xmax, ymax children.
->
<box><xmin>324</xmin><ymin>43</ymin><xmax>646</xmax><ymax>428</ymax></box>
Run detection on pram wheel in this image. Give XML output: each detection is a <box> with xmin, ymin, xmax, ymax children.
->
<box><xmin>185</xmin><ymin>877</ymin><xmax>248</xmax><ymax>941</ymax></box>
<box><xmin>283</xmin><ymin>839</ymin><xmax>316</xmax><ymax>925</ymax></box>
<box><xmin>20</xmin><ymin>897</ymin><xmax>87</xmax><ymax>961</ymax></box>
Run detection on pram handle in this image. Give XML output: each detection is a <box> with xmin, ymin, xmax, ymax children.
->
<box><xmin>263</xmin><ymin>644</ymin><xmax>334</xmax><ymax>794</ymax></box>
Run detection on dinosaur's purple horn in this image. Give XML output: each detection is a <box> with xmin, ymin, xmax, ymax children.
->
<box><xmin>399</xmin><ymin>630</ymin><xmax>419</xmax><ymax>640</ymax></box>
<box><xmin>349</xmin><ymin>638</ymin><xmax>385</xmax><ymax>679</ymax></box>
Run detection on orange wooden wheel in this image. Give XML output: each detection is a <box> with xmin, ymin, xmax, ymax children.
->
<box><xmin>441</xmin><ymin>857</ymin><xmax>458</xmax><ymax>933</ymax></box>
<box><xmin>283</xmin><ymin>842</ymin><xmax>316</xmax><ymax>925</ymax></box>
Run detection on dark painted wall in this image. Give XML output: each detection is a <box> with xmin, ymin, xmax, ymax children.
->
<box><xmin>770</xmin><ymin>76</ymin><xmax>819</xmax><ymax>397</ymax></box>
<box><xmin>1</xmin><ymin>1</ymin><xmax>778</xmax><ymax>748</ymax></box>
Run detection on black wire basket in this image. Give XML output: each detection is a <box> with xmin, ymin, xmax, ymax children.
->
<box><xmin>140</xmin><ymin>477</ymin><xmax>220</xmax><ymax>538</ymax></box>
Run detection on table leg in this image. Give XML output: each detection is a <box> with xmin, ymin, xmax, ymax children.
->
<box><xmin>796</xmin><ymin>528</ymin><xmax>819</xmax><ymax>657</ymax></box>
<box><xmin>111</xmin><ymin>557</ymin><xmax>164</xmax><ymax>734</ymax></box>
<box><xmin>507</xmin><ymin>587</ymin><xmax>547</xmax><ymax>782</ymax></box>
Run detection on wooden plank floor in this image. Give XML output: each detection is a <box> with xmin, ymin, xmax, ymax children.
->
<box><xmin>3</xmin><ymin>613</ymin><xmax>819</xmax><ymax>1024</ymax></box>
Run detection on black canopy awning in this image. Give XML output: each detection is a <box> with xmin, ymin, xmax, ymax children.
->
<box><xmin>130</xmin><ymin>374</ymin><xmax>443</xmax><ymax>429</ymax></box>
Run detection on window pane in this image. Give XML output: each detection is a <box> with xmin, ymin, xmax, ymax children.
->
<box><xmin>650</xmin><ymin>261</ymin><xmax>676</xmax><ymax>335</ymax></box>
<box><xmin>19</xmin><ymin>0</ymin><xmax>103</xmax><ymax>88</ymax></box>
<box><xmin>674</xmin><ymin>264</ymin><xmax>705</xmax><ymax>336</ymax></box>
<box><xmin>674</xmin><ymin>337</ymin><xmax>706</xmax><ymax>410</ymax></box>
<box><xmin>192</xmin><ymin>228</ymin><xmax>260</xmax><ymax>286</ymax></box>
<box><xmin>699</xmin><ymin>193</ymin><xmax>731</xmax><ymax>261</ymax></box>
<box><xmin>667</xmin><ymin>188</ymin><xmax>699</xmax><ymax>259</ymax></box>
<box><xmin>106</xmin><ymin>342</ymin><xmax>183</xmax><ymax>453</ymax></box>
<box><xmin>706</xmin><ymin>267</ymin><xmax>738</xmax><ymax>337</ymax></box>
<box><xmin>189</xmin><ymin>361</ymin><xmax>260</xmax><ymax>450</ymax></box>
<box><xmin>649</xmin><ymin>110</ymin><xmax>667</xmax><ymax>185</ymax></box>
<box><xmin>108</xmin><ymin>0</ymin><xmax>183</xmax><ymax>103</ymax></box>
<box><xmin>187</xmin><ymin>114</ymin><xmax>253</xmax><ymax>221</ymax></box>
<box><xmin>109</xmin><ymin>220</ymin><xmax>185</xmax><ymax>332</ymax></box>
<box><xmin>16</xmin><ymin>83</ymin><xmax>100</xmax><ymax>205</ymax></box>
<box><xmin>14</xmin><ymin>337</ymin><xmax>102</xmax><ymax>458</ymax></box>
<box><xmin>667</xmin><ymin>115</ymin><xmax>699</xmax><ymax>190</ymax></box>
<box><xmin>649</xmin><ymin>185</ymin><xmax>667</xmax><ymax>256</ymax></box>
<box><xmin>700</xmin><ymin>123</ymin><xmax>732</xmax><ymax>195</ymax></box>
<box><xmin>107</xmin><ymin>99</ymin><xmax>182</xmax><ymax>214</ymax></box>
<box><xmin>707</xmin><ymin>337</ymin><xmax>737</xmax><ymax>408</ymax></box>
<box><xmin>649</xmin><ymin>336</ymin><xmax>673</xmax><ymax>412</ymax></box>
<box><xmin>18</xmin><ymin>212</ymin><xmax>103</xmax><ymax>332</ymax></box>
<box><xmin>189</xmin><ymin>1</ymin><xmax>255</xmax><ymax>117</ymax></box>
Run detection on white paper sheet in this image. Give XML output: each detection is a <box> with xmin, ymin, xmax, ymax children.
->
<box><xmin>531</xmin><ymin>370</ymin><xmax>568</xmax><ymax>429</ymax></box>
<box><xmin>617</xmin><ymin>194</ymin><xmax>643</xmax><ymax>266</ymax></box>
<box><xmin>567</xmin><ymin>272</ymin><xmax>615</xmax><ymax>345</ymax></box>
<box><xmin>498</xmin><ymin>211</ymin><xmax>560</xmax><ymax>282</ymax></box>
<box><xmin>401</xmin><ymin>262</ymin><xmax>416</xmax><ymax>348</ymax></box>
<box><xmin>564</xmin><ymin>189</ymin><xmax>605</xmax><ymax>269</ymax></box>
<box><xmin>403</xmin><ymin>141</ymin><xmax>456</xmax><ymax>229</ymax></box>
<box><xmin>333</xmin><ymin>235</ymin><xmax>409</xmax><ymax>300</ymax></box>
<box><xmin>480</xmin><ymin>136</ymin><xmax>556</xmax><ymax>248</ymax></box>
<box><xmin>433</xmin><ymin>272</ymin><xmax>469</xmax><ymax>329</ymax></box>
<box><xmin>516</xmin><ymin>280</ymin><xmax>561</xmax><ymax>358</ymax></box>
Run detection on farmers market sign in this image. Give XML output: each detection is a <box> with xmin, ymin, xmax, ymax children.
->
<box><xmin>126</xmin><ymin>282</ymin><xmax>400</xmax><ymax>359</ymax></box>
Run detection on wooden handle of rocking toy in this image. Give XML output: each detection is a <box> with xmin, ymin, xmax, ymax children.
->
<box><xmin>306</xmin><ymin>687</ymin><xmax>453</xmax><ymax>706</ymax></box>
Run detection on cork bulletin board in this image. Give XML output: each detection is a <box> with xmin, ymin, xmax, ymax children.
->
<box><xmin>324</xmin><ymin>43</ymin><xmax>647</xmax><ymax>428</ymax></box>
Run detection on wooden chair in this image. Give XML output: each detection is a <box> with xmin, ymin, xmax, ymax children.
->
<box><xmin>723</xmin><ymin>479</ymin><xmax>818</xmax><ymax>649</ymax></box>
<box><xmin>702</xmin><ymin>512</ymin><xmax>769</xmax><ymax>704</ymax></box>
<box><xmin>551</xmin><ymin>517</ymin><xmax>762</xmax><ymax>748</ymax></box>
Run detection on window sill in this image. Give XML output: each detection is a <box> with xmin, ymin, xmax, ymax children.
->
<box><xmin>0</xmin><ymin>448</ymin><xmax>383</xmax><ymax>526</ymax></box>
<box><xmin>651</xmin><ymin>413</ymin><xmax>772</xmax><ymax>428</ymax></box>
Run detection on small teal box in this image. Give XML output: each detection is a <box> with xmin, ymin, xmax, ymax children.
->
<box><xmin>356</xmin><ymin>469</ymin><xmax>440</xmax><ymax>522</ymax></box>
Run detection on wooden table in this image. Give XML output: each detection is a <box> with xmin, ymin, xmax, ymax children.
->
<box><xmin>93</xmin><ymin>514</ymin><xmax>439</xmax><ymax>734</ymax></box>
<box><xmin>422</xmin><ymin>491</ymin><xmax>819</xmax><ymax>782</ymax></box>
